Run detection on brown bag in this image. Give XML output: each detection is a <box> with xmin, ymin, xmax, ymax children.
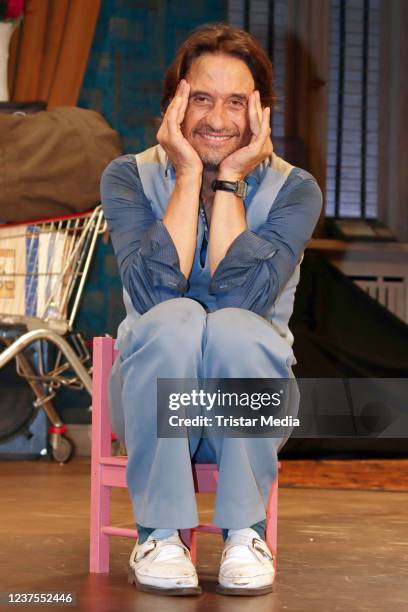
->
<box><xmin>0</xmin><ymin>106</ymin><xmax>122</xmax><ymax>222</ymax></box>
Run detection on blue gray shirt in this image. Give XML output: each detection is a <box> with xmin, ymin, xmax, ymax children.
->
<box><xmin>100</xmin><ymin>145</ymin><xmax>322</xmax><ymax>350</ymax></box>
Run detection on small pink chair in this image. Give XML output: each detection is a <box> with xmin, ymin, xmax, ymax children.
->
<box><xmin>89</xmin><ymin>336</ymin><xmax>279</xmax><ymax>573</ymax></box>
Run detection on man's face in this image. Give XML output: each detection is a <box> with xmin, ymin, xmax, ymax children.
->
<box><xmin>182</xmin><ymin>53</ymin><xmax>255</xmax><ymax>170</ymax></box>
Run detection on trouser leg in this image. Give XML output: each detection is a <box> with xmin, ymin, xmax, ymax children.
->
<box><xmin>203</xmin><ymin>307</ymin><xmax>300</xmax><ymax>529</ymax></box>
<box><xmin>108</xmin><ymin>298</ymin><xmax>206</xmax><ymax>529</ymax></box>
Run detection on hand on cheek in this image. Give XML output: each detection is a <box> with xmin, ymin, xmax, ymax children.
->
<box><xmin>218</xmin><ymin>90</ymin><xmax>273</xmax><ymax>181</ymax></box>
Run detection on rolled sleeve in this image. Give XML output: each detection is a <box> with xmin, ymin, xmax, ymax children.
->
<box><xmin>209</xmin><ymin>172</ymin><xmax>322</xmax><ymax>316</ymax></box>
<box><xmin>140</xmin><ymin>220</ymin><xmax>188</xmax><ymax>292</ymax></box>
<box><xmin>209</xmin><ymin>230</ymin><xmax>277</xmax><ymax>291</ymax></box>
<box><xmin>101</xmin><ymin>155</ymin><xmax>188</xmax><ymax>315</ymax></box>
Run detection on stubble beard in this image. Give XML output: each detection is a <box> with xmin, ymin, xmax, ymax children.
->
<box><xmin>194</xmin><ymin>142</ymin><xmax>238</xmax><ymax>172</ymax></box>
<box><xmin>201</xmin><ymin>154</ymin><xmax>223</xmax><ymax>172</ymax></box>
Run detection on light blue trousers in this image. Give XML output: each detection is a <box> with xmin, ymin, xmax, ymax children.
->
<box><xmin>109</xmin><ymin>298</ymin><xmax>299</xmax><ymax>530</ymax></box>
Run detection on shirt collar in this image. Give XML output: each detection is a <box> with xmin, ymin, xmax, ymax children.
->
<box><xmin>164</xmin><ymin>154</ymin><xmax>272</xmax><ymax>184</ymax></box>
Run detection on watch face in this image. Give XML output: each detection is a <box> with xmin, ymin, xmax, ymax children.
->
<box><xmin>236</xmin><ymin>181</ymin><xmax>248</xmax><ymax>198</ymax></box>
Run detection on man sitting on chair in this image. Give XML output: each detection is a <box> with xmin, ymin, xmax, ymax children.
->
<box><xmin>101</xmin><ymin>23</ymin><xmax>322</xmax><ymax>597</ymax></box>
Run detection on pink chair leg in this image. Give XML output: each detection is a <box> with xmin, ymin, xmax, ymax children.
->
<box><xmin>90</xmin><ymin>475</ymin><xmax>111</xmax><ymax>573</ymax></box>
<box><xmin>266</xmin><ymin>475</ymin><xmax>278</xmax><ymax>571</ymax></box>
<box><xmin>89</xmin><ymin>337</ymin><xmax>115</xmax><ymax>573</ymax></box>
<box><xmin>188</xmin><ymin>530</ymin><xmax>198</xmax><ymax>565</ymax></box>
<box><xmin>179</xmin><ymin>529</ymin><xmax>191</xmax><ymax>548</ymax></box>
<box><xmin>180</xmin><ymin>528</ymin><xmax>198</xmax><ymax>564</ymax></box>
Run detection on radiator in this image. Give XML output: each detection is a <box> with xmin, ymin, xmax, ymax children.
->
<box><xmin>350</xmin><ymin>275</ymin><xmax>407</xmax><ymax>322</ymax></box>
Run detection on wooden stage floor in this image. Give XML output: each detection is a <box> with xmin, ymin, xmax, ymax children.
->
<box><xmin>1</xmin><ymin>456</ymin><xmax>407</xmax><ymax>611</ymax></box>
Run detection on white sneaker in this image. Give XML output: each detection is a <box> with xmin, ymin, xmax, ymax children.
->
<box><xmin>217</xmin><ymin>528</ymin><xmax>275</xmax><ymax>596</ymax></box>
<box><xmin>128</xmin><ymin>531</ymin><xmax>201</xmax><ymax>596</ymax></box>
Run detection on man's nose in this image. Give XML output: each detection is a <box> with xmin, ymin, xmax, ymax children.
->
<box><xmin>205</xmin><ymin>100</ymin><xmax>229</xmax><ymax>130</ymax></box>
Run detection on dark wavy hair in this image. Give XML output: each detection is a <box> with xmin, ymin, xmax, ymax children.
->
<box><xmin>160</xmin><ymin>23</ymin><xmax>276</xmax><ymax>115</ymax></box>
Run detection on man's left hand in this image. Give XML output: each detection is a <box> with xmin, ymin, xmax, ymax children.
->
<box><xmin>218</xmin><ymin>90</ymin><xmax>273</xmax><ymax>182</ymax></box>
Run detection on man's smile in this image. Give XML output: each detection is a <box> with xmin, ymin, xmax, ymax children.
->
<box><xmin>195</xmin><ymin>132</ymin><xmax>236</xmax><ymax>145</ymax></box>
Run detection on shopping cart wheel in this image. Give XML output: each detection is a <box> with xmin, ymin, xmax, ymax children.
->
<box><xmin>51</xmin><ymin>435</ymin><xmax>75</xmax><ymax>463</ymax></box>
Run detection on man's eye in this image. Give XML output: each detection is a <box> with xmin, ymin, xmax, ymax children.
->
<box><xmin>193</xmin><ymin>96</ymin><xmax>210</xmax><ymax>104</ymax></box>
<box><xmin>229</xmin><ymin>99</ymin><xmax>245</xmax><ymax>108</ymax></box>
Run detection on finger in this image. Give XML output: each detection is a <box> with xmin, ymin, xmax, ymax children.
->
<box><xmin>167</xmin><ymin>80</ymin><xmax>189</xmax><ymax>133</ymax></box>
<box><xmin>167</xmin><ymin>96</ymin><xmax>183</xmax><ymax>139</ymax></box>
<box><xmin>158</xmin><ymin>82</ymin><xmax>185</xmax><ymax>144</ymax></box>
<box><xmin>177</xmin><ymin>80</ymin><xmax>190</xmax><ymax>125</ymax></box>
<box><xmin>262</xmin><ymin>106</ymin><xmax>271</xmax><ymax>134</ymax></box>
<box><xmin>163</xmin><ymin>80</ymin><xmax>184</xmax><ymax>122</ymax></box>
<box><xmin>260</xmin><ymin>107</ymin><xmax>273</xmax><ymax>156</ymax></box>
<box><xmin>258</xmin><ymin>106</ymin><xmax>270</xmax><ymax>140</ymax></box>
<box><xmin>248</xmin><ymin>91</ymin><xmax>261</xmax><ymax>136</ymax></box>
<box><xmin>250</xmin><ymin>106</ymin><xmax>271</xmax><ymax>150</ymax></box>
<box><xmin>256</xmin><ymin>90</ymin><xmax>263</xmax><ymax>125</ymax></box>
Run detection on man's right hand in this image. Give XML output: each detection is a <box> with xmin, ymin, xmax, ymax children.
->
<box><xmin>156</xmin><ymin>80</ymin><xmax>203</xmax><ymax>178</ymax></box>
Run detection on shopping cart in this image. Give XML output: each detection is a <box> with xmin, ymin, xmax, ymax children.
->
<box><xmin>0</xmin><ymin>206</ymin><xmax>106</xmax><ymax>462</ymax></box>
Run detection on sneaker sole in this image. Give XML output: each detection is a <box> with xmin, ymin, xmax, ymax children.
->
<box><xmin>128</xmin><ymin>565</ymin><xmax>202</xmax><ymax>596</ymax></box>
<box><xmin>216</xmin><ymin>582</ymin><xmax>273</xmax><ymax>596</ymax></box>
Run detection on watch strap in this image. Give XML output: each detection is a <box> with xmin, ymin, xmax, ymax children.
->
<box><xmin>211</xmin><ymin>179</ymin><xmax>248</xmax><ymax>198</ymax></box>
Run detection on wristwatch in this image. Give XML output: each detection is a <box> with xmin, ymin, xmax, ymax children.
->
<box><xmin>211</xmin><ymin>179</ymin><xmax>248</xmax><ymax>199</ymax></box>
